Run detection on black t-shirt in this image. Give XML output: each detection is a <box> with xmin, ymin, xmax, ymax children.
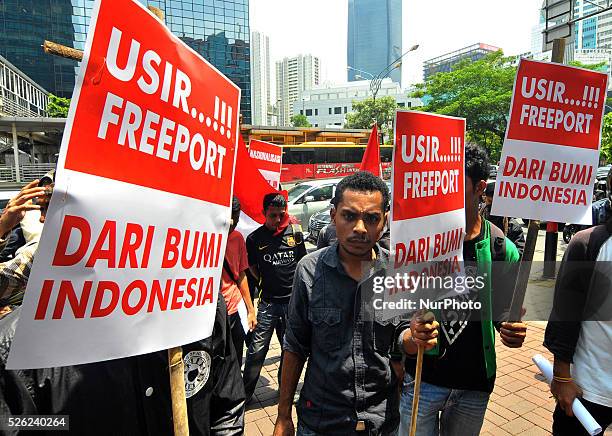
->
<box><xmin>406</xmin><ymin>222</ymin><xmax>495</xmax><ymax>393</ymax></box>
<box><xmin>246</xmin><ymin>224</ymin><xmax>307</xmax><ymax>303</ymax></box>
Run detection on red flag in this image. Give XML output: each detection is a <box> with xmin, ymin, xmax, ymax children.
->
<box><xmin>234</xmin><ymin>136</ymin><xmax>293</xmax><ymax>237</ymax></box>
<box><xmin>359</xmin><ymin>124</ymin><xmax>382</xmax><ymax>177</ymax></box>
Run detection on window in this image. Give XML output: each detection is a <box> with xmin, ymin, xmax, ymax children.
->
<box><xmin>329</xmin><ymin>108</ymin><xmax>332</xmax><ymax>115</ymax></box>
<box><xmin>334</xmin><ymin>107</ymin><xmax>342</xmax><ymax>114</ymax></box>
<box><xmin>344</xmin><ymin>106</ymin><xmax>348</xmax><ymax>113</ymax></box>
<box><xmin>300</xmin><ymin>110</ymin><xmax>303</xmax><ymax>115</ymax></box>
<box><xmin>325</xmin><ymin>148</ymin><xmax>346</xmax><ymax>163</ymax></box>
<box><xmin>306</xmin><ymin>109</ymin><xmax>313</xmax><ymax>116</ymax></box>
<box><xmin>315</xmin><ymin>108</ymin><xmax>319</xmax><ymax>115</ymax></box>
<box><xmin>398</xmin><ymin>102</ymin><xmax>405</xmax><ymax>107</ymax></box>
<box><xmin>308</xmin><ymin>185</ymin><xmax>333</xmax><ymax>202</ymax></box>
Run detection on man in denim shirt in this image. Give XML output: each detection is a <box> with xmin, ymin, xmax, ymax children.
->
<box><xmin>273</xmin><ymin>172</ymin><xmax>402</xmax><ymax>436</ymax></box>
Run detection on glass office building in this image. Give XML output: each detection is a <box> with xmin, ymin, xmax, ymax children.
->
<box><xmin>347</xmin><ymin>0</ymin><xmax>402</xmax><ymax>84</ymax></box>
<box><xmin>0</xmin><ymin>0</ymin><xmax>251</xmax><ymax>122</ymax></box>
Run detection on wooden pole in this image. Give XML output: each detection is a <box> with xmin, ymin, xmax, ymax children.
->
<box><xmin>409</xmin><ymin>311</ymin><xmax>434</xmax><ymax>436</ymax></box>
<box><xmin>508</xmin><ymin>219</ymin><xmax>540</xmax><ymax>321</ymax></box>
<box><xmin>543</xmin><ymin>38</ymin><xmax>566</xmax><ymax>278</ymax></box>
<box><xmin>42</xmin><ymin>41</ymin><xmax>83</xmax><ymax>62</ymax></box>
<box><xmin>42</xmin><ymin>7</ymin><xmax>190</xmax><ymax>436</ymax></box>
<box><xmin>168</xmin><ymin>347</ymin><xmax>189</xmax><ymax>436</ymax></box>
<box><xmin>507</xmin><ymin>37</ymin><xmax>566</xmax><ymax>319</ymax></box>
<box><xmin>409</xmin><ymin>345</ymin><xmax>425</xmax><ymax>436</ymax></box>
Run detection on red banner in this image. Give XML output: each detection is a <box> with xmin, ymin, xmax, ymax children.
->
<box><xmin>393</xmin><ymin>111</ymin><xmax>465</xmax><ymax>221</ymax></box>
<box><xmin>507</xmin><ymin>59</ymin><xmax>607</xmax><ymax>150</ymax></box>
<box><xmin>65</xmin><ymin>0</ymin><xmax>239</xmax><ymax>206</ymax></box>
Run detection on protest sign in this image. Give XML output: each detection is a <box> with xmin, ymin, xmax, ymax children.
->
<box><xmin>492</xmin><ymin>59</ymin><xmax>608</xmax><ymax>224</ymax></box>
<box><xmin>248</xmin><ymin>139</ymin><xmax>282</xmax><ymax>189</ymax></box>
<box><xmin>8</xmin><ymin>0</ymin><xmax>240</xmax><ymax>369</ymax></box>
<box><xmin>380</xmin><ymin>111</ymin><xmax>465</xmax><ymax>319</ymax></box>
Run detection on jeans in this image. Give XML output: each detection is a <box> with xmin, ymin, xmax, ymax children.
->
<box><xmin>399</xmin><ymin>373</ymin><xmax>490</xmax><ymax>436</ymax></box>
<box><xmin>242</xmin><ymin>300</ymin><xmax>288</xmax><ymax>402</ymax></box>
<box><xmin>297</xmin><ymin>421</ymin><xmax>399</xmax><ymax>436</ymax></box>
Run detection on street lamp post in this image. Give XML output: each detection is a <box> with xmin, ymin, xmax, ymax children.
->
<box><xmin>370</xmin><ymin>44</ymin><xmax>419</xmax><ymax>101</ymax></box>
<box><xmin>347</xmin><ymin>66</ymin><xmax>375</xmax><ymax>80</ymax></box>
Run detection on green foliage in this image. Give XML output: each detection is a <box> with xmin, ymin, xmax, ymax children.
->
<box><xmin>47</xmin><ymin>94</ymin><xmax>71</xmax><ymax>118</ymax></box>
<box><xmin>344</xmin><ymin>96</ymin><xmax>397</xmax><ymax>137</ymax></box>
<box><xmin>411</xmin><ymin>51</ymin><xmax>516</xmax><ymax>161</ymax></box>
<box><xmin>569</xmin><ymin>60</ymin><xmax>608</xmax><ymax>72</ymax></box>
<box><xmin>290</xmin><ymin>113</ymin><xmax>311</xmax><ymax>127</ymax></box>
<box><xmin>601</xmin><ymin>112</ymin><xmax>612</xmax><ymax>163</ymax></box>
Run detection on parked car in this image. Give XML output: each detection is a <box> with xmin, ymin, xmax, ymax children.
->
<box><xmin>0</xmin><ymin>190</ymin><xmax>19</xmax><ymax>211</ymax></box>
<box><xmin>287</xmin><ymin>178</ymin><xmax>341</xmax><ymax>227</ymax></box>
<box><xmin>307</xmin><ymin>181</ymin><xmax>392</xmax><ymax>242</ymax></box>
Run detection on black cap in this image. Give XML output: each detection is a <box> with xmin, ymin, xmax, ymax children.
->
<box><xmin>485</xmin><ymin>181</ymin><xmax>495</xmax><ymax>197</ymax></box>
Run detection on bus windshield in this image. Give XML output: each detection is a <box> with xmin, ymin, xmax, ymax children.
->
<box><xmin>287</xmin><ymin>184</ymin><xmax>311</xmax><ymax>202</ymax></box>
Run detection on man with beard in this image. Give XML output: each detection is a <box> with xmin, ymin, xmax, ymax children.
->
<box><xmin>274</xmin><ymin>171</ymin><xmax>403</xmax><ymax>436</ymax></box>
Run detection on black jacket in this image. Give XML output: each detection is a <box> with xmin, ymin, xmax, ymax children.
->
<box><xmin>0</xmin><ymin>294</ymin><xmax>245</xmax><ymax>436</ymax></box>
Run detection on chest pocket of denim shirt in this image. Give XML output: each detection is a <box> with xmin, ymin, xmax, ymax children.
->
<box><xmin>373</xmin><ymin>321</ymin><xmax>395</xmax><ymax>354</ymax></box>
<box><xmin>308</xmin><ymin>308</ymin><xmax>342</xmax><ymax>352</ymax></box>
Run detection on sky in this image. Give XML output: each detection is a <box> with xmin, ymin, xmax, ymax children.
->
<box><xmin>250</xmin><ymin>0</ymin><xmax>544</xmax><ymax>90</ymax></box>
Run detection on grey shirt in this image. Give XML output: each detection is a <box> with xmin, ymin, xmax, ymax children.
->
<box><xmin>284</xmin><ymin>242</ymin><xmax>401</xmax><ymax>435</ymax></box>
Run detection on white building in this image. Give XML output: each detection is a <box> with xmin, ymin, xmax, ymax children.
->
<box><xmin>250</xmin><ymin>31</ymin><xmax>272</xmax><ymax>126</ymax></box>
<box><xmin>292</xmin><ymin>79</ymin><xmax>422</xmax><ymax>128</ymax></box>
<box><xmin>276</xmin><ymin>55</ymin><xmax>320</xmax><ymax>126</ymax></box>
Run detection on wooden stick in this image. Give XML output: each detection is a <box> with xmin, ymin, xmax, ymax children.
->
<box><xmin>409</xmin><ymin>344</ymin><xmax>425</xmax><ymax>436</ymax></box>
<box><xmin>508</xmin><ymin>219</ymin><xmax>540</xmax><ymax>321</ymax></box>
<box><xmin>42</xmin><ymin>41</ymin><xmax>83</xmax><ymax>62</ymax></box>
<box><xmin>41</xmin><ymin>6</ymin><xmax>163</xmax><ymax>63</ymax></box>
<box><xmin>168</xmin><ymin>347</ymin><xmax>189</xmax><ymax>436</ymax></box>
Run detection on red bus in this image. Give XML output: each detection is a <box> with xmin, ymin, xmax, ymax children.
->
<box><xmin>279</xmin><ymin>142</ymin><xmax>393</xmax><ymax>182</ymax></box>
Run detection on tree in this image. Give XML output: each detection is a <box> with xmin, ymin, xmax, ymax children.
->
<box><xmin>569</xmin><ymin>60</ymin><xmax>607</xmax><ymax>72</ymax></box>
<box><xmin>47</xmin><ymin>94</ymin><xmax>71</xmax><ymax>118</ymax></box>
<box><xmin>344</xmin><ymin>96</ymin><xmax>397</xmax><ymax>138</ymax></box>
<box><xmin>411</xmin><ymin>51</ymin><xmax>516</xmax><ymax>161</ymax></box>
<box><xmin>601</xmin><ymin>112</ymin><xmax>612</xmax><ymax>163</ymax></box>
<box><xmin>290</xmin><ymin>114</ymin><xmax>311</xmax><ymax>127</ymax></box>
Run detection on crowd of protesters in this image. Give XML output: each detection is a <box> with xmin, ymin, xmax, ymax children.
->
<box><xmin>0</xmin><ymin>142</ymin><xmax>610</xmax><ymax>436</ymax></box>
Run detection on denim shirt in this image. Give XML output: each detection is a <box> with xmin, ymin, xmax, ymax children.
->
<box><xmin>284</xmin><ymin>243</ymin><xmax>401</xmax><ymax>435</ymax></box>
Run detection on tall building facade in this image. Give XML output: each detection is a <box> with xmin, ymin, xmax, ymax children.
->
<box><xmin>0</xmin><ymin>0</ymin><xmax>78</xmax><ymax>98</ymax></box>
<box><xmin>422</xmin><ymin>43</ymin><xmax>501</xmax><ymax>80</ymax></box>
<box><xmin>347</xmin><ymin>0</ymin><xmax>402</xmax><ymax>84</ymax></box>
<box><xmin>276</xmin><ymin>55</ymin><xmax>319</xmax><ymax>126</ymax></box>
<box><xmin>250</xmin><ymin>31</ymin><xmax>271</xmax><ymax>126</ymax></box>
<box><xmin>0</xmin><ymin>0</ymin><xmax>252</xmax><ymax>122</ymax></box>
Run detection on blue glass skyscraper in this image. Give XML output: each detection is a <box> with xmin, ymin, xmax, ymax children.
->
<box><xmin>347</xmin><ymin>0</ymin><xmax>402</xmax><ymax>84</ymax></box>
<box><xmin>0</xmin><ymin>0</ymin><xmax>251</xmax><ymax>123</ymax></box>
